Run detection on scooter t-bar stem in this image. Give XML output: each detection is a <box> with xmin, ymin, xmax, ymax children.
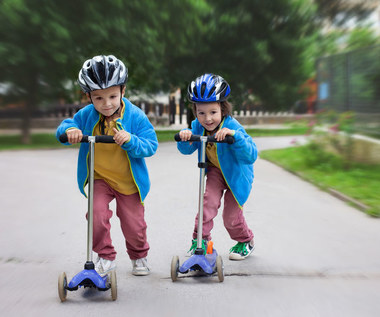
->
<box><xmin>87</xmin><ymin>136</ymin><xmax>95</xmax><ymax>263</ymax></box>
<box><xmin>196</xmin><ymin>137</ymin><xmax>207</xmax><ymax>252</ymax></box>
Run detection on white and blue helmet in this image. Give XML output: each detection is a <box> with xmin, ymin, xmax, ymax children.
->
<box><xmin>78</xmin><ymin>55</ymin><xmax>128</xmax><ymax>93</ymax></box>
<box><xmin>187</xmin><ymin>73</ymin><xmax>231</xmax><ymax>103</ymax></box>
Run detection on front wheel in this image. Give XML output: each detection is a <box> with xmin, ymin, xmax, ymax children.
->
<box><xmin>108</xmin><ymin>270</ymin><xmax>117</xmax><ymax>301</ymax></box>
<box><xmin>58</xmin><ymin>272</ymin><xmax>68</xmax><ymax>302</ymax></box>
<box><xmin>216</xmin><ymin>256</ymin><xmax>224</xmax><ymax>282</ymax></box>
<box><xmin>171</xmin><ymin>256</ymin><xmax>179</xmax><ymax>282</ymax></box>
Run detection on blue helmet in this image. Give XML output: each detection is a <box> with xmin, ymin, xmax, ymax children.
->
<box><xmin>187</xmin><ymin>73</ymin><xmax>231</xmax><ymax>103</ymax></box>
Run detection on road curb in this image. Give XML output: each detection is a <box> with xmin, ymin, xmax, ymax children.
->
<box><xmin>327</xmin><ymin>188</ymin><xmax>370</xmax><ymax>212</ymax></box>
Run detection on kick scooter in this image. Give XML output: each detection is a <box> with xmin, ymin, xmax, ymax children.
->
<box><xmin>171</xmin><ymin>133</ymin><xmax>234</xmax><ymax>283</ymax></box>
<box><xmin>58</xmin><ymin>134</ymin><xmax>117</xmax><ymax>302</ymax></box>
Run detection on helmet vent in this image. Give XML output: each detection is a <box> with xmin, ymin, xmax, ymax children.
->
<box><xmin>193</xmin><ymin>86</ymin><xmax>198</xmax><ymax>98</ymax></box>
<box><xmin>207</xmin><ymin>86</ymin><xmax>216</xmax><ymax>99</ymax></box>
<box><xmin>220</xmin><ymin>83</ymin><xmax>227</xmax><ymax>97</ymax></box>
<box><xmin>201</xmin><ymin>83</ymin><xmax>206</xmax><ymax>97</ymax></box>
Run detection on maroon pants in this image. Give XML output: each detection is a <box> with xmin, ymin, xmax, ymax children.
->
<box><xmin>90</xmin><ymin>179</ymin><xmax>149</xmax><ymax>260</ymax></box>
<box><xmin>193</xmin><ymin>166</ymin><xmax>253</xmax><ymax>242</ymax></box>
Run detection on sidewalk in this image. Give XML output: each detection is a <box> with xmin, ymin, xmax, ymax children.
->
<box><xmin>0</xmin><ymin>139</ymin><xmax>379</xmax><ymax>316</ymax></box>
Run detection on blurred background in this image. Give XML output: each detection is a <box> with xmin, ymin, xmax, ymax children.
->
<box><xmin>0</xmin><ymin>0</ymin><xmax>379</xmax><ymax>143</ymax></box>
<box><xmin>1</xmin><ymin>2</ymin><xmax>380</xmax><ymax>313</ymax></box>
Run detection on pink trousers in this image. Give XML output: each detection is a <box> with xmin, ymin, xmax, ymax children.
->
<box><xmin>90</xmin><ymin>179</ymin><xmax>149</xmax><ymax>261</ymax></box>
<box><xmin>193</xmin><ymin>166</ymin><xmax>254</xmax><ymax>243</ymax></box>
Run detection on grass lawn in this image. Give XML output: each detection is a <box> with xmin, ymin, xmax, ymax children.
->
<box><xmin>0</xmin><ymin>126</ymin><xmax>308</xmax><ymax>150</ymax></box>
<box><xmin>260</xmin><ymin>145</ymin><xmax>380</xmax><ymax>217</ymax></box>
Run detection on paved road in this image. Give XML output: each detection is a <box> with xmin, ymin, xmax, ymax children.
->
<box><xmin>0</xmin><ymin>136</ymin><xmax>379</xmax><ymax>317</ymax></box>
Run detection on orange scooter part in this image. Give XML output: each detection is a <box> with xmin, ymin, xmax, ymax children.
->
<box><xmin>206</xmin><ymin>241</ymin><xmax>213</xmax><ymax>254</ymax></box>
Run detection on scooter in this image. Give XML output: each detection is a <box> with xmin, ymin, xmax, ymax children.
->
<box><xmin>171</xmin><ymin>133</ymin><xmax>234</xmax><ymax>283</ymax></box>
<box><xmin>58</xmin><ymin>134</ymin><xmax>117</xmax><ymax>302</ymax></box>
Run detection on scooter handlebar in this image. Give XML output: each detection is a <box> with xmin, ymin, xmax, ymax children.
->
<box><xmin>174</xmin><ymin>133</ymin><xmax>235</xmax><ymax>144</ymax></box>
<box><xmin>59</xmin><ymin>133</ymin><xmax>115</xmax><ymax>143</ymax></box>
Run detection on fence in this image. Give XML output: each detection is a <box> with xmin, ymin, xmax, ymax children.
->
<box><xmin>0</xmin><ymin>102</ymin><xmax>307</xmax><ymax>130</ymax></box>
<box><xmin>316</xmin><ymin>44</ymin><xmax>380</xmax><ymax>136</ymax></box>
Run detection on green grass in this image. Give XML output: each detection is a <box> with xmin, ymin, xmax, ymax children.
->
<box><xmin>0</xmin><ymin>131</ymin><xmax>178</xmax><ymax>149</ymax></box>
<box><xmin>0</xmin><ymin>127</ymin><xmax>307</xmax><ymax>150</ymax></box>
<box><xmin>246</xmin><ymin>127</ymin><xmax>308</xmax><ymax>137</ymax></box>
<box><xmin>260</xmin><ymin>145</ymin><xmax>380</xmax><ymax>217</ymax></box>
<box><xmin>0</xmin><ymin>134</ymin><xmax>65</xmax><ymax>150</ymax></box>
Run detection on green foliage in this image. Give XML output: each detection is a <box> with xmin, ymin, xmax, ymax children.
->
<box><xmin>191</xmin><ymin>0</ymin><xmax>319</xmax><ymax>110</ymax></box>
<box><xmin>345</xmin><ymin>26</ymin><xmax>380</xmax><ymax>51</ymax></box>
<box><xmin>313</xmin><ymin>0</ymin><xmax>373</xmax><ymax>26</ymax></box>
<box><xmin>311</xmin><ymin>110</ymin><xmax>356</xmax><ymax>169</ymax></box>
<box><xmin>0</xmin><ymin>0</ymin><xmax>375</xmax><ymax>128</ymax></box>
<box><xmin>301</xmin><ymin>141</ymin><xmax>344</xmax><ymax>171</ymax></box>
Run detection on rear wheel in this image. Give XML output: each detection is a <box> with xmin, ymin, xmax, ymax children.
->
<box><xmin>58</xmin><ymin>272</ymin><xmax>68</xmax><ymax>302</ymax></box>
<box><xmin>216</xmin><ymin>256</ymin><xmax>224</xmax><ymax>282</ymax></box>
<box><xmin>171</xmin><ymin>256</ymin><xmax>179</xmax><ymax>282</ymax></box>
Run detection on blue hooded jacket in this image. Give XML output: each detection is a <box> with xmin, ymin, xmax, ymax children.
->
<box><xmin>56</xmin><ymin>97</ymin><xmax>158</xmax><ymax>202</ymax></box>
<box><xmin>177</xmin><ymin>116</ymin><xmax>257</xmax><ymax>207</ymax></box>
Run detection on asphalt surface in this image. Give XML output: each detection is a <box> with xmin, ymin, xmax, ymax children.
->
<box><xmin>0</xmin><ymin>135</ymin><xmax>379</xmax><ymax>317</ymax></box>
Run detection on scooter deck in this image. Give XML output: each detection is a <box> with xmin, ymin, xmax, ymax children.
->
<box><xmin>179</xmin><ymin>250</ymin><xmax>218</xmax><ymax>275</ymax></box>
<box><xmin>67</xmin><ymin>269</ymin><xmax>109</xmax><ymax>291</ymax></box>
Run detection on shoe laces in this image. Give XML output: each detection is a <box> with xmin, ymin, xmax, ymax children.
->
<box><xmin>229</xmin><ymin>242</ymin><xmax>249</xmax><ymax>255</ymax></box>
<box><xmin>188</xmin><ymin>239</ymin><xmax>207</xmax><ymax>254</ymax></box>
<box><xmin>134</xmin><ymin>258</ymin><xmax>148</xmax><ymax>268</ymax></box>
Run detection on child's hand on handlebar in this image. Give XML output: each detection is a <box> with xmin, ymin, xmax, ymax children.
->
<box><xmin>113</xmin><ymin>128</ymin><xmax>131</xmax><ymax>146</ymax></box>
<box><xmin>66</xmin><ymin>128</ymin><xmax>83</xmax><ymax>144</ymax></box>
<box><xmin>214</xmin><ymin>128</ymin><xmax>235</xmax><ymax>142</ymax></box>
<box><xmin>179</xmin><ymin>130</ymin><xmax>193</xmax><ymax>142</ymax></box>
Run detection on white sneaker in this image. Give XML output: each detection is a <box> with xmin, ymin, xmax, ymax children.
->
<box><xmin>95</xmin><ymin>256</ymin><xmax>116</xmax><ymax>276</ymax></box>
<box><xmin>131</xmin><ymin>257</ymin><xmax>150</xmax><ymax>276</ymax></box>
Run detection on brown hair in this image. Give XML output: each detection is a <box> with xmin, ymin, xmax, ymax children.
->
<box><xmin>192</xmin><ymin>101</ymin><xmax>233</xmax><ymax>118</ymax></box>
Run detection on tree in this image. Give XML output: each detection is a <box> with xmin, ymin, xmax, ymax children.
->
<box><xmin>0</xmin><ymin>0</ymin><xmax>171</xmax><ymax>142</ymax></box>
<box><xmin>185</xmin><ymin>0</ymin><xmax>319</xmax><ymax>110</ymax></box>
<box><xmin>313</xmin><ymin>0</ymin><xmax>374</xmax><ymax>26</ymax></box>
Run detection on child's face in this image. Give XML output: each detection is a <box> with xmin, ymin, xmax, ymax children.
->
<box><xmin>88</xmin><ymin>85</ymin><xmax>125</xmax><ymax>117</ymax></box>
<box><xmin>195</xmin><ymin>102</ymin><xmax>222</xmax><ymax>132</ymax></box>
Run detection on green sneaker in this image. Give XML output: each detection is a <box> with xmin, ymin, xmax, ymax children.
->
<box><xmin>229</xmin><ymin>240</ymin><xmax>254</xmax><ymax>260</ymax></box>
<box><xmin>188</xmin><ymin>239</ymin><xmax>207</xmax><ymax>255</ymax></box>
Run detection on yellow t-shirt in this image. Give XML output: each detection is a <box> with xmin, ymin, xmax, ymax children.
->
<box><xmin>93</xmin><ymin>117</ymin><xmax>138</xmax><ymax>195</ymax></box>
<box><xmin>206</xmin><ymin>132</ymin><xmax>221</xmax><ymax>169</ymax></box>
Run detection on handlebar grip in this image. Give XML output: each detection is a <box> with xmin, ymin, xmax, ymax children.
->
<box><xmin>94</xmin><ymin>135</ymin><xmax>116</xmax><ymax>143</ymax></box>
<box><xmin>174</xmin><ymin>133</ymin><xmax>234</xmax><ymax>144</ymax></box>
<box><xmin>174</xmin><ymin>133</ymin><xmax>199</xmax><ymax>142</ymax></box>
<box><xmin>59</xmin><ymin>134</ymin><xmax>70</xmax><ymax>143</ymax></box>
<box><xmin>208</xmin><ymin>135</ymin><xmax>235</xmax><ymax>144</ymax></box>
<box><xmin>59</xmin><ymin>133</ymin><xmax>115</xmax><ymax>143</ymax></box>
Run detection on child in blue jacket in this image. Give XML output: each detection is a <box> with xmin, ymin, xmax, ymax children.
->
<box><xmin>177</xmin><ymin>73</ymin><xmax>257</xmax><ymax>260</ymax></box>
<box><xmin>56</xmin><ymin>55</ymin><xmax>158</xmax><ymax>275</ymax></box>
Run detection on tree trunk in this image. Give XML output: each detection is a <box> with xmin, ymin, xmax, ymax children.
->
<box><xmin>21</xmin><ymin>100</ymin><xmax>32</xmax><ymax>144</ymax></box>
<box><xmin>21</xmin><ymin>75</ymin><xmax>38</xmax><ymax>144</ymax></box>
